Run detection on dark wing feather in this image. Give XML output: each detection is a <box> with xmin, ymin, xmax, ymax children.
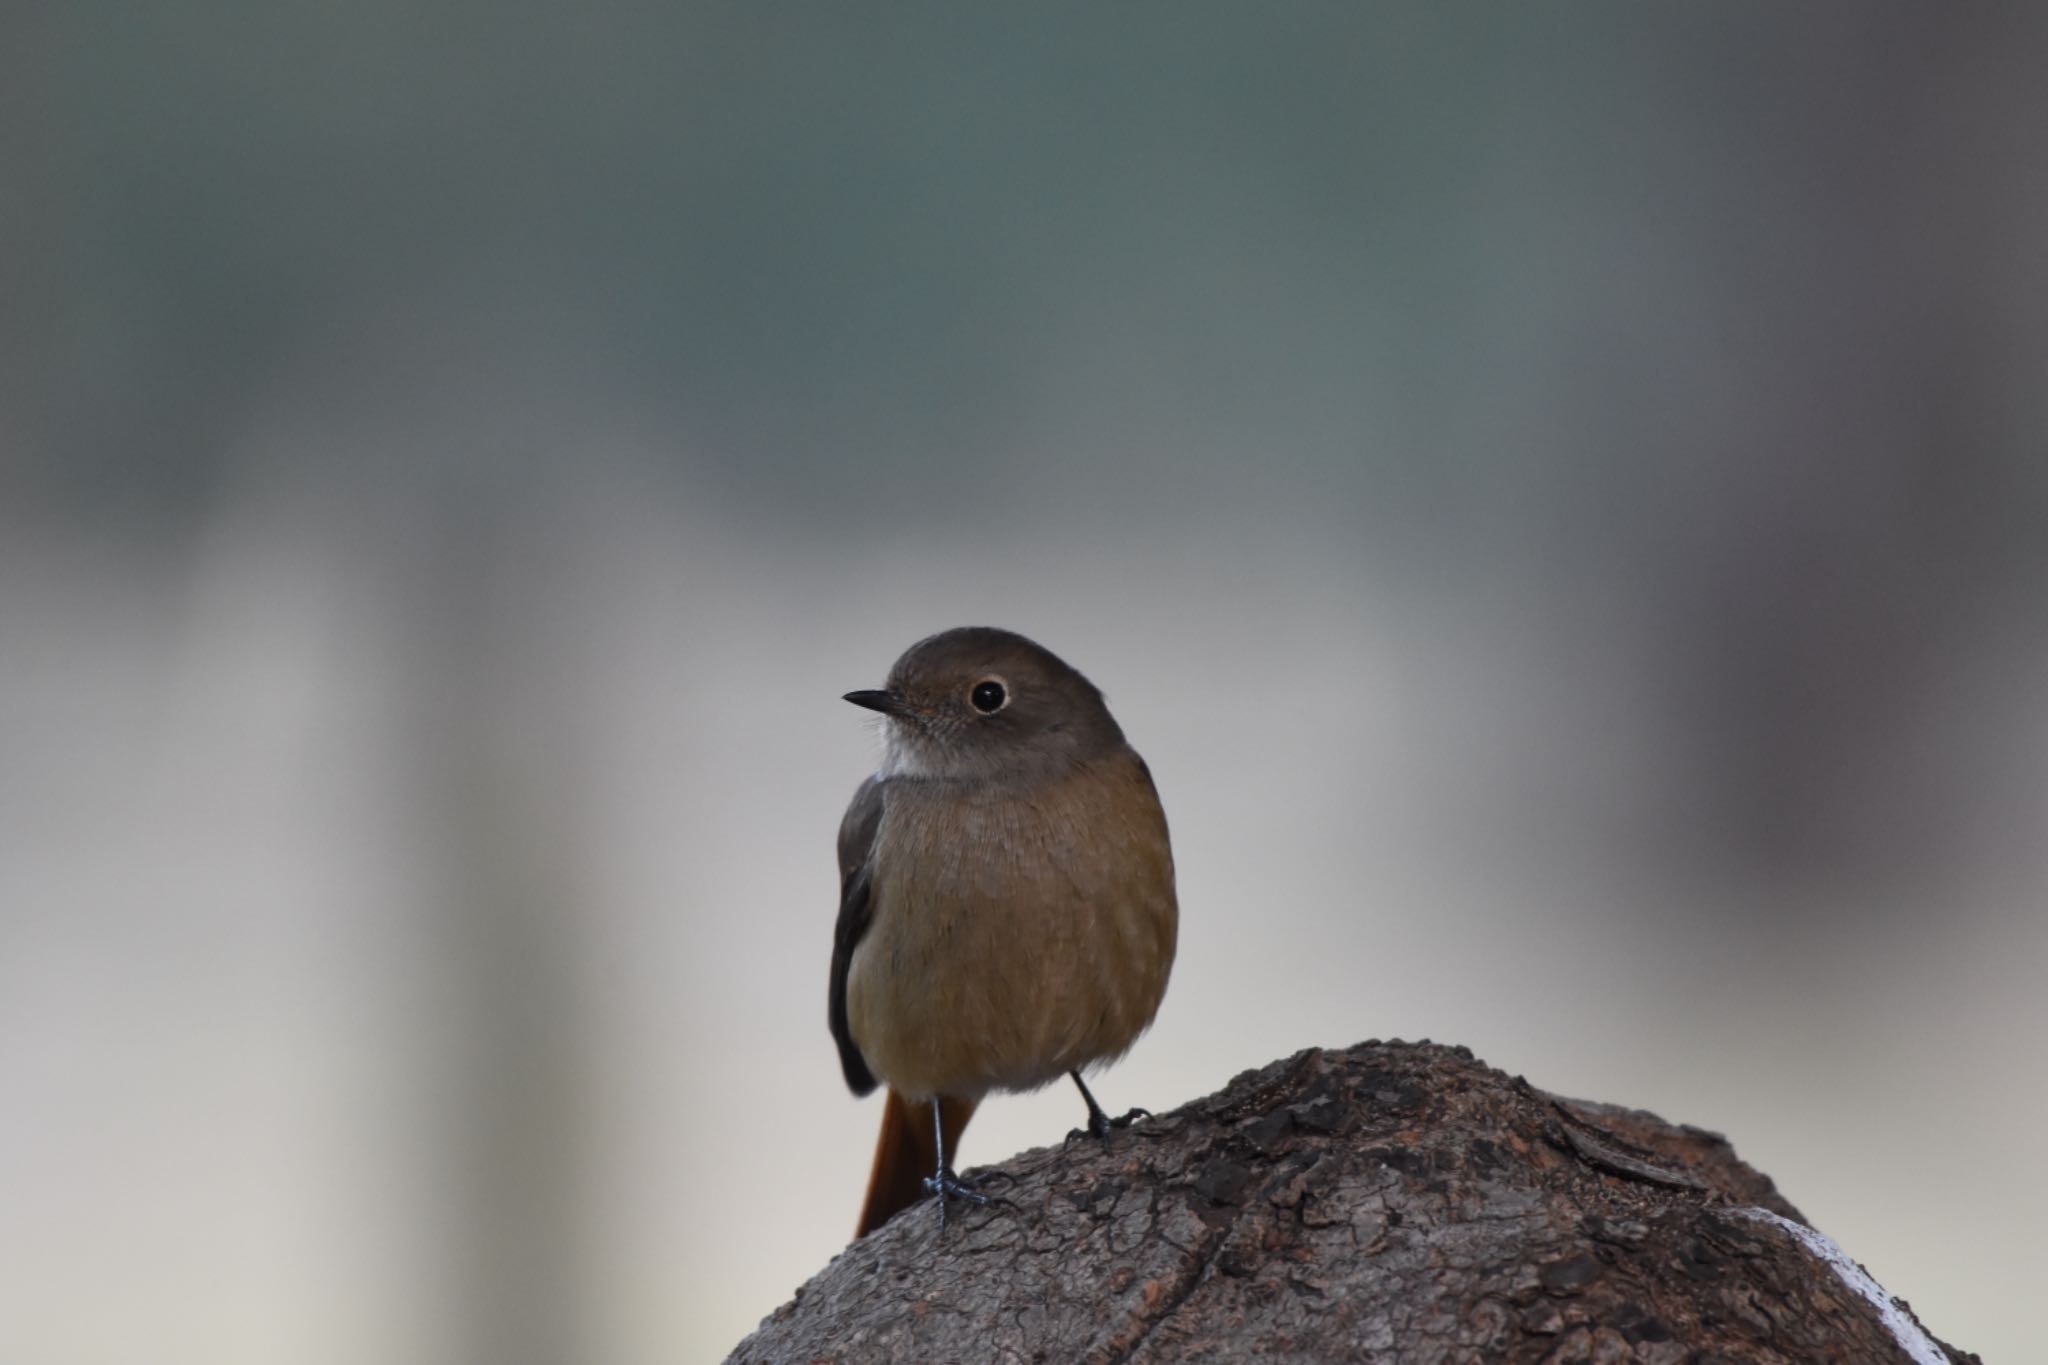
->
<box><xmin>829</xmin><ymin>775</ymin><xmax>886</xmax><ymax>1096</ymax></box>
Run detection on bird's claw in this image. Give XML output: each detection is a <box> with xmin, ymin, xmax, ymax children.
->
<box><xmin>924</xmin><ymin>1167</ymin><xmax>993</xmax><ymax>1230</ymax></box>
<box><xmin>1069</xmin><ymin>1105</ymin><xmax>1152</xmax><ymax>1144</ymax></box>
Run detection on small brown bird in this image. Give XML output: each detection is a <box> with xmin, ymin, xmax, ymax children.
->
<box><xmin>831</xmin><ymin>626</ymin><xmax>1178</xmax><ymax>1236</ymax></box>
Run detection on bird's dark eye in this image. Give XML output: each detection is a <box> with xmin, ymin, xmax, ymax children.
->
<box><xmin>970</xmin><ymin>679</ymin><xmax>1007</xmax><ymax>713</ymax></box>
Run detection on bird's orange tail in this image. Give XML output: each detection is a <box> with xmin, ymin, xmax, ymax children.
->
<box><xmin>855</xmin><ymin>1089</ymin><xmax>978</xmax><ymax>1238</ymax></box>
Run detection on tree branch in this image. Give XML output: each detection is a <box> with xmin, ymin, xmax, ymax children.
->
<box><xmin>730</xmin><ymin>1041</ymin><xmax>1976</xmax><ymax>1363</ymax></box>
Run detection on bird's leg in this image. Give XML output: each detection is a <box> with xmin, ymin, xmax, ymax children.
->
<box><xmin>922</xmin><ymin>1096</ymin><xmax>990</xmax><ymax>1229</ymax></box>
<box><xmin>1067</xmin><ymin>1070</ymin><xmax>1150</xmax><ymax>1142</ymax></box>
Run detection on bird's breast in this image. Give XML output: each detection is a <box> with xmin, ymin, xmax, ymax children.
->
<box><xmin>845</xmin><ymin>750</ymin><xmax>1177</xmax><ymax>1100</ymax></box>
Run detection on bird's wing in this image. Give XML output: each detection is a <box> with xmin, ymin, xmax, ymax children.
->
<box><xmin>828</xmin><ymin>774</ymin><xmax>886</xmax><ymax>1096</ymax></box>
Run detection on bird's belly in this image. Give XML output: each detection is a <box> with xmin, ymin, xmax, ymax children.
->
<box><xmin>845</xmin><ymin>785</ymin><xmax>1176</xmax><ymax>1101</ymax></box>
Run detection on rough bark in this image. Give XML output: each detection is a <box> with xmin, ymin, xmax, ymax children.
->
<box><xmin>729</xmin><ymin>1041</ymin><xmax>1976</xmax><ymax>1364</ymax></box>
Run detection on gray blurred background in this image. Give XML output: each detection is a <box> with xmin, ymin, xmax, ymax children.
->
<box><xmin>6</xmin><ymin>4</ymin><xmax>2045</xmax><ymax>1361</ymax></box>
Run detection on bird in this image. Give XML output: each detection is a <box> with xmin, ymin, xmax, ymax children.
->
<box><xmin>829</xmin><ymin>626</ymin><xmax>1178</xmax><ymax>1236</ymax></box>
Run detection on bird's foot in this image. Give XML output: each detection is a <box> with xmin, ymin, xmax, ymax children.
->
<box><xmin>924</xmin><ymin>1166</ymin><xmax>994</xmax><ymax>1230</ymax></box>
<box><xmin>1068</xmin><ymin>1105</ymin><xmax>1152</xmax><ymax>1144</ymax></box>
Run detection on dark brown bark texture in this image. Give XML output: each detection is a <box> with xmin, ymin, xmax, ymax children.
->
<box><xmin>729</xmin><ymin>1042</ymin><xmax>1976</xmax><ymax>1364</ymax></box>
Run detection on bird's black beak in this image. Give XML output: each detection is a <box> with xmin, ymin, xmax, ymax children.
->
<box><xmin>843</xmin><ymin>689</ymin><xmax>906</xmax><ymax>717</ymax></box>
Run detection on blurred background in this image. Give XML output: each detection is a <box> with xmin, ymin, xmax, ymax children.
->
<box><xmin>6</xmin><ymin>4</ymin><xmax>2045</xmax><ymax>1361</ymax></box>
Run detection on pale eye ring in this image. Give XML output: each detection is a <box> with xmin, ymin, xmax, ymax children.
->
<box><xmin>969</xmin><ymin>678</ymin><xmax>1008</xmax><ymax>714</ymax></box>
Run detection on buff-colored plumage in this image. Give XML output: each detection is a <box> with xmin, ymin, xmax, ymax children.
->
<box><xmin>847</xmin><ymin>746</ymin><xmax>1176</xmax><ymax>1100</ymax></box>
